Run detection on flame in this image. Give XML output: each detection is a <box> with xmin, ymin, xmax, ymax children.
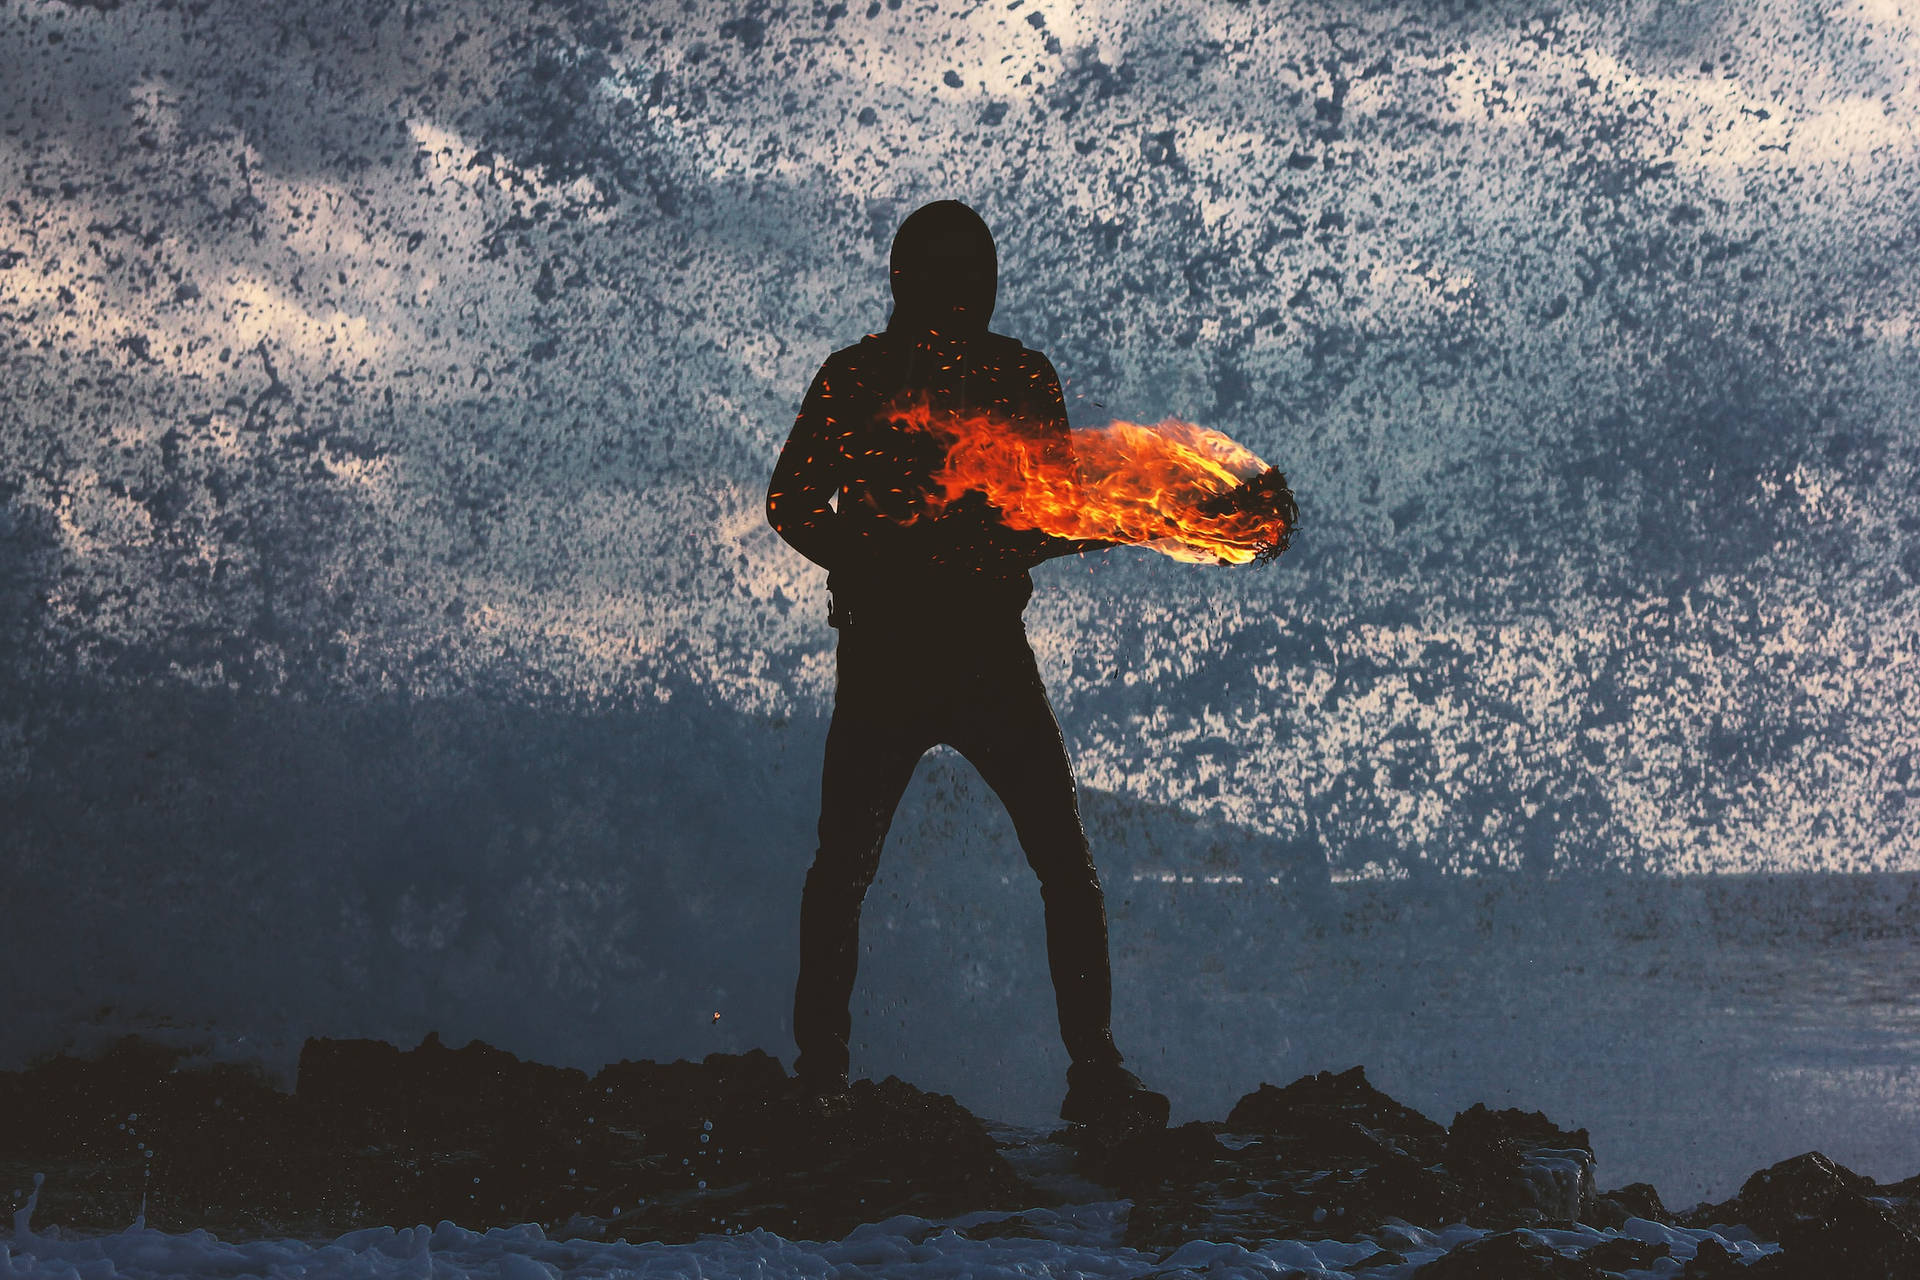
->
<box><xmin>888</xmin><ymin>401</ymin><xmax>1297</xmax><ymax>565</ymax></box>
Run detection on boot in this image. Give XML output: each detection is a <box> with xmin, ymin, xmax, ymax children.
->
<box><xmin>1059</xmin><ymin>1061</ymin><xmax>1169</xmax><ymax>1129</ymax></box>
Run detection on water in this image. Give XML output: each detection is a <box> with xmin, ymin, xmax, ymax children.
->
<box><xmin>856</xmin><ymin>870</ymin><xmax>1920</xmax><ymax>1208</ymax></box>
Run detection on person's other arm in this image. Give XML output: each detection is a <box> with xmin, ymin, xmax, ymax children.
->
<box><xmin>767</xmin><ymin>361</ymin><xmax>857</xmax><ymax>570</ymax></box>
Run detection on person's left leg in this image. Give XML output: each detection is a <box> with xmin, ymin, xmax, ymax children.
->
<box><xmin>793</xmin><ymin>634</ymin><xmax>933</xmax><ymax>1090</ymax></box>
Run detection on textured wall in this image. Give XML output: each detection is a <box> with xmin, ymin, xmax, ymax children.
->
<box><xmin>3</xmin><ymin>0</ymin><xmax>1918</xmax><ymax>1186</ymax></box>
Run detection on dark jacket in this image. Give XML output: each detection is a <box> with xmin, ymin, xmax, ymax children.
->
<box><xmin>767</xmin><ymin>325</ymin><xmax>1081</xmax><ymax>627</ymax></box>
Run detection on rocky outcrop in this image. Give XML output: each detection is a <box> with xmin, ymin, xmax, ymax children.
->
<box><xmin>1586</xmin><ymin>1180</ymin><xmax>1672</xmax><ymax>1227</ymax></box>
<box><xmin>1100</xmin><ymin>1067</ymin><xmax>1603</xmax><ymax>1252</ymax></box>
<box><xmin>1681</xmin><ymin>1151</ymin><xmax>1920</xmax><ymax>1278</ymax></box>
<box><xmin>4</xmin><ymin>1036</ymin><xmax>1919</xmax><ymax>1279</ymax></box>
<box><xmin>1410</xmin><ymin>1229</ymin><xmax>1610</xmax><ymax>1278</ymax></box>
<box><xmin>0</xmin><ymin>1033</ymin><xmax>1023</xmax><ymax>1242</ymax></box>
<box><xmin>1446</xmin><ymin>1102</ymin><xmax>1596</xmax><ymax>1223</ymax></box>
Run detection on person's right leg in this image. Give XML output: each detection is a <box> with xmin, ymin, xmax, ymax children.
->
<box><xmin>792</xmin><ymin>635</ymin><xmax>929</xmax><ymax>1089</ymax></box>
<box><xmin>944</xmin><ymin>629</ymin><xmax>1167</xmax><ymax>1128</ymax></box>
<box><xmin>955</xmin><ymin>693</ymin><xmax>1122</xmax><ymax>1073</ymax></box>
<box><xmin>946</xmin><ymin>629</ymin><xmax>1168</xmax><ymax>1127</ymax></box>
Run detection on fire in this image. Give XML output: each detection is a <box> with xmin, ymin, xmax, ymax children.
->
<box><xmin>889</xmin><ymin>402</ymin><xmax>1298</xmax><ymax>565</ymax></box>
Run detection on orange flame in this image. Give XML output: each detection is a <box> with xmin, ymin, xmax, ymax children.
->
<box><xmin>889</xmin><ymin>402</ymin><xmax>1296</xmax><ymax>565</ymax></box>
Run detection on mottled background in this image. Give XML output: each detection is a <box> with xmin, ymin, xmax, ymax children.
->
<box><xmin>3</xmin><ymin>0</ymin><xmax>1918</xmax><ymax>1202</ymax></box>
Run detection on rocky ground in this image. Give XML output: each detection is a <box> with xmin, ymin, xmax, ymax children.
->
<box><xmin>3</xmin><ymin>1035</ymin><xmax>1918</xmax><ymax>1277</ymax></box>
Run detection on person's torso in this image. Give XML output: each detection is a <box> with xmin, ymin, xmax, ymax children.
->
<box><xmin>821</xmin><ymin>328</ymin><xmax>1057</xmax><ymax>624</ymax></box>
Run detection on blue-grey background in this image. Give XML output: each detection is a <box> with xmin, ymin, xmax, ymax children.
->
<box><xmin>3</xmin><ymin>0</ymin><xmax>1917</xmax><ymax>1203</ymax></box>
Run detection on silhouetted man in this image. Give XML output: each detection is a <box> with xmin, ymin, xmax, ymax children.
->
<box><xmin>767</xmin><ymin>200</ymin><xmax>1169</xmax><ymax>1127</ymax></box>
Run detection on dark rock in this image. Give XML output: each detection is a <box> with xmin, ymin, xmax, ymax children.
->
<box><xmin>1729</xmin><ymin>1150</ymin><xmax>1876</xmax><ymax>1237</ymax></box>
<box><xmin>1880</xmin><ymin>1170</ymin><xmax>1920</xmax><ymax>1198</ymax></box>
<box><xmin>1118</xmin><ymin>1065</ymin><xmax>1473</xmax><ymax>1253</ymax></box>
<box><xmin>1410</xmin><ymin>1229</ymin><xmax>1607</xmax><ymax>1278</ymax></box>
<box><xmin>1586</xmin><ymin>1181</ymin><xmax>1672</xmax><ymax>1228</ymax></box>
<box><xmin>1228</xmin><ymin>1066</ymin><xmax>1448</xmax><ymax>1155</ymax></box>
<box><xmin>1446</xmin><ymin>1105</ymin><xmax>1595</xmax><ymax>1225</ymax></box>
<box><xmin>0</xmin><ymin>1035</ymin><xmax>308</xmax><ymax>1236</ymax></box>
<box><xmin>1116</xmin><ymin>1071</ymin><xmax>1605</xmax><ymax>1251</ymax></box>
<box><xmin>1579</xmin><ymin>1236</ymin><xmax>1670</xmax><ymax>1270</ymax></box>
<box><xmin>0</xmin><ymin>1034</ymin><xmax>1023</xmax><ymax>1242</ymax></box>
<box><xmin>1672</xmin><ymin>1150</ymin><xmax>1920</xmax><ymax>1279</ymax></box>
<box><xmin>1283</xmin><ymin>1115</ymin><xmax>1405</xmax><ymax>1167</ymax></box>
<box><xmin>1083</xmin><ymin>1121</ymin><xmax>1226</xmax><ymax>1192</ymax></box>
<box><xmin>300</xmin><ymin>1031</ymin><xmax>594</xmax><ymax>1125</ymax></box>
<box><xmin>1678</xmin><ymin>1237</ymin><xmax>1747</xmax><ymax>1277</ymax></box>
<box><xmin>0</xmin><ymin>1040</ymin><xmax>1735</xmax><ymax>1268</ymax></box>
<box><xmin>1449</xmin><ymin>1103</ymin><xmax>1590</xmax><ymax>1154</ymax></box>
<box><xmin>1772</xmin><ymin>1187</ymin><xmax>1920</xmax><ymax>1279</ymax></box>
<box><xmin>1341</xmin><ymin>1151</ymin><xmax>1472</xmax><ymax>1227</ymax></box>
<box><xmin>1681</xmin><ymin>1150</ymin><xmax>1872</xmax><ymax>1236</ymax></box>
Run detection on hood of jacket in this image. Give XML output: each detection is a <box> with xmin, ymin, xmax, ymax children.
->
<box><xmin>888</xmin><ymin>200</ymin><xmax>997</xmax><ymax>336</ymax></box>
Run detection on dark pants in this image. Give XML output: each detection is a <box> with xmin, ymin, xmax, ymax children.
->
<box><xmin>792</xmin><ymin>617</ymin><xmax>1122</xmax><ymax>1082</ymax></box>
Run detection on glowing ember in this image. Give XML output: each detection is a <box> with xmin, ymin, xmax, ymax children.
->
<box><xmin>889</xmin><ymin>402</ymin><xmax>1298</xmax><ymax>565</ymax></box>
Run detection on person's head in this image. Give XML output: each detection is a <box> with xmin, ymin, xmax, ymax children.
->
<box><xmin>888</xmin><ymin>200</ymin><xmax>997</xmax><ymax>334</ymax></box>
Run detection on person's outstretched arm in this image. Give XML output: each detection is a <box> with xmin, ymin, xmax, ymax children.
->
<box><xmin>767</xmin><ymin>362</ymin><xmax>856</xmax><ymax>570</ymax></box>
<box><xmin>1025</xmin><ymin>352</ymin><xmax>1117</xmax><ymax>563</ymax></box>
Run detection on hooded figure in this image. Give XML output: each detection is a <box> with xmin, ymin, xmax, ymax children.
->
<box><xmin>767</xmin><ymin>200</ymin><xmax>1168</xmax><ymax>1128</ymax></box>
<box><xmin>769</xmin><ymin>199</ymin><xmax>1073</xmax><ymax>626</ymax></box>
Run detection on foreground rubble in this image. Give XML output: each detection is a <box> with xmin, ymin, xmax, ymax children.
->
<box><xmin>3</xmin><ymin>1036</ymin><xmax>1916</xmax><ymax>1277</ymax></box>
